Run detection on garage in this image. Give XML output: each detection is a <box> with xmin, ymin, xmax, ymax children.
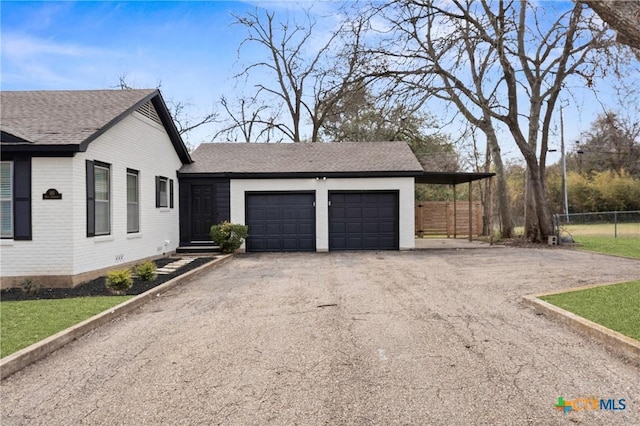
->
<box><xmin>245</xmin><ymin>192</ymin><xmax>316</xmax><ymax>252</ymax></box>
<box><xmin>329</xmin><ymin>191</ymin><xmax>399</xmax><ymax>250</ymax></box>
<box><xmin>180</xmin><ymin>142</ymin><xmax>423</xmax><ymax>251</ymax></box>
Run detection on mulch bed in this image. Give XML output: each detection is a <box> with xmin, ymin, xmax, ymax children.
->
<box><xmin>0</xmin><ymin>257</ymin><xmax>215</xmax><ymax>301</ymax></box>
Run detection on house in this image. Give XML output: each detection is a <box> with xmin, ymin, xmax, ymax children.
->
<box><xmin>178</xmin><ymin>142</ymin><xmax>424</xmax><ymax>252</ymax></box>
<box><xmin>0</xmin><ymin>89</ymin><xmax>192</xmax><ymax>288</ymax></box>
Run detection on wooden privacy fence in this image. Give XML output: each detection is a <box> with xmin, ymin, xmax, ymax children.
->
<box><xmin>415</xmin><ymin>201</ymin><xmax>483</xmax><ymax>237</ymax></box>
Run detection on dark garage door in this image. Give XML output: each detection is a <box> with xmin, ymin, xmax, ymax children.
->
<box><xmin>246</xmin><ymin>192</ymin><xmax>316</xmax><ymax>252</ymax></box>
<box><xmin>329</xmin><ymin>191</ymin><xmax>399</xmax><ymax>250</ymax></box>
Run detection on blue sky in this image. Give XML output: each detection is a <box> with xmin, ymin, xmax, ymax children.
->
<box><xmin>1</xmin><ymin>1</ymin><xmax>276</xmax><ymax>145</ymax></box>
<box><xmin>2</xmin><ymin>1</ymin><xmax>638</xmax><ymax>164</ymax></box>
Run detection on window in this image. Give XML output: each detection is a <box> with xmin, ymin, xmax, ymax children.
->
<box><xmin>86</xmin><ymin>160</ymin><xmax>110</xmax><ymax>237</ymax></box>
<box><xmin>94</xmin><ymin>164</ymin><xmax>110</xmax><ymax>235</ymax></box>
<box><xmin>127</xmin><ymin>169</ymin><xmax>139</xmax><ymax>233</ymax></box>
<box><xmin>159</xmin><ymin>177</ymin><xmax>168</xmax><ymax>207</ymax></box>
<box><xmin>1</xmin><ymin>161</ymin><xmax>13</xmax><ymax>238</ymax></box>
<box><xmin>2</xmin><ymin>158</ymin><xmax>30</xmax><ymax>240</ymax></box>
<box><xmin>156</xmin><ymin>176</ymin><xmax>174</xmax><ymax>208</ymax></box>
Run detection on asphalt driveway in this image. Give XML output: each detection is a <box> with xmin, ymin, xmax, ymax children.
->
<box><xmin>2</xmin><ymin>248</ymin><xmax>639</xmax><ymax>425</ymax></box>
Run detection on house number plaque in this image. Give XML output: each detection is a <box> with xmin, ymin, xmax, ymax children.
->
<box><xmin>43</xmin><ymin>188</ymin><xmax>62</xmax><ymax>199</ymax></box>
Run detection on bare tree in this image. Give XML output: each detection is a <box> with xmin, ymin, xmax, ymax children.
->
<box><xmin>371</xmin><ymin>0</ymin><xmax>616</xmax><ymax>241</ymax></box>
<box><xmin>114</xmin><ymin>74</ymin><xmax>217</xmax><ymax>148</ymax></box>
<box><xmin>212</xmin><ymin>95</ymin><xmax>282</xmax><ymax>142</ymax></box>
<box><xmin>575</xmin><ymin>111</ymin><xmax>640</xmax><ymax>176</ymax></box>
<box><xmin>232</xmin><ymin>8</ymin><xmax>367</xmax><ymax>142</ymax></box>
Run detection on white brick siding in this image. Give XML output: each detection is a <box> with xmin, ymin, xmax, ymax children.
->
<box><xmin>1</xmin><ymin>157</ymin><xmax>75</xmax><ymax>276</ymax></box>
<box><xmin>1</xmin><ymin>110</ymin><xmax>184</xmax><ymax>282</ymax></box>
<box><xmin>230</xmin><ymin>177</ymin><xmax>415</xmax><ymax>251</ymax></box>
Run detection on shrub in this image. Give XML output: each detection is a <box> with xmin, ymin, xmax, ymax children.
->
<box><xmin>135</xmin><ymin>261</ymin><xmax>157</xmax><ymax>282</ymax></box>
<box><xmin>20</xmin><ymin>279</ymin><xmax>42</xmax><ymax>296</ymax></box>
<box><xmin>210</xmin><ymin>221</ymin><xmax>249</xmax><ymax>253</ymax></box>
<box><xmin>105</xmin><ymin>269</ymin><xmax>133</xmax><ymax>295</ymax></box>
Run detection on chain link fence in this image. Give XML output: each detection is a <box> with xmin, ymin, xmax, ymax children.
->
<box><xmin>554</xmin><ymin>211</ymin><xmax>640</xmax><ymax>240</ymax></box>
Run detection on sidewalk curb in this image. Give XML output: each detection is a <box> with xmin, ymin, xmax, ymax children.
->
<box><xmin>1</xmin><ymin>254</ymin><xmax>234</xmax><ymax>380</ymax></box>
<box><xmin>522</xmin><ymin>291</ymin><xmax>640</xmax><ymax>364</ymax></box>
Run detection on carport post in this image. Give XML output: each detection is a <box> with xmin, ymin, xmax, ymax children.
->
<box><xmin>468</xmin><ymin>180</ymin><xmax>473</xmax><ymax>242</ymax></box>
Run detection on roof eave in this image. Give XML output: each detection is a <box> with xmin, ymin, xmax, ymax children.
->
<box><xmin>178</xmin><ymin>170</ymin><xmax>424</xmax><ymax>179</ymax></box>
<box><xmin>1</xmin><ymin>143</ymin><xmax>81</xmax><ymax>158</ymax></box>
<box><xmin>150</xmin><ymin>93</ymin><xmax>193</xmax><ymax>164</ymax></box>
<box><xmin>75</xmin><ymin>90</ymin><xmax>193</xmax><ymax>164</ymax></box>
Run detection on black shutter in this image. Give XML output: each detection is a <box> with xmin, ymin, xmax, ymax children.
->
<box><xmin>13</xmin><ymin>157</ymin><xmax>32</xmax><ymax>240</ymax></box>
<box><xmin>155</xmin><ymin>176</ymin><xmax>160</xmax><ymax>208</ymax></box>
<box><xmin>86</xmin><ymin>160</ymin><xmax>95</xmax><ymax>237</ymax></box>
<box><xmin>169</xmin><ymin>179</ymin><xmax>174</xmax><ymax>208</ymax></box>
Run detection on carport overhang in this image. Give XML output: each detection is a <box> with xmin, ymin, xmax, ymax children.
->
<box><xmin>415</xmin><ymin>171</ymin><xmax>495</xmax><ymax>185</ymax></box>
<box><xmin>415</xmin><ymin>171</ymin><xmax>496</xmax><ymax>242</ymax></box>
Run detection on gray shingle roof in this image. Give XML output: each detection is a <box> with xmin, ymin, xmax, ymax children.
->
<box><xmin>180</xmin><ymin>142</ymin><xmax>423</xmax><ymax>175</ymax></box>
<box><xmin>1</xmin><ymin>89</ymin><xmax>156</xmax><ymax>145</ymax></box>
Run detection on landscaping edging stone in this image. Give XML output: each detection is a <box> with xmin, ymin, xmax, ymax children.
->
<box><xmin>0</xmin><ymin>254</ymin><xmax>234</xmax><ymax>380</ymax></box>
<box><xmin>522</xmin><ymin>285</ymin><xmax>640</xmax><ymax>364</ymax></box>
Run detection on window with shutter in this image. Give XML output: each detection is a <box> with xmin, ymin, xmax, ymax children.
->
<box><xmin>0</xmin><ymin>161</ymin><xmax>13</xmax><ymax>238</ymax></box>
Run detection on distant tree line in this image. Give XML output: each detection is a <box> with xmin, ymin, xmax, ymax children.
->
<box><xmin>128</xmin><ymin>1</ymin><xmax>637</xmax><ymax>242</ymax></box>
<box><xmin>505</xmin><ymin>111</ymin><xmax>640</xmax><ymax>217</ymax></box>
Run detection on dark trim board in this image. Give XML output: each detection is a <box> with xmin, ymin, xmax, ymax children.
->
<box><xmin>1</xmin><ymin>91</ymin><xmax>192</xmax><ymax>164</ymax></box>
<box><xmin>245</xmin><ymin>191</ymin><xmax>316</xmax><ymax>252</ymax></box>
<box><xmin>177</xmin><ymin>171</ymin><xmax>422</xmax><ymax>179</ymax></box>
<box><xmin>416</xmin><ymin>171</ymin><xmax>495</xmax><ymax>185</ymax></box>
<box><xmin>1</xmin><ymin>146</ymin><xmax>79</xmax><ymax>158</ymax></box>
<box><xmin>329</xmin><ymin>190</ymin><xmax>399</xmax><ymax>251</ymax></box>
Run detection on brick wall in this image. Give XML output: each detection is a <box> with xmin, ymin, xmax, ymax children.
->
<box><xmin>1</xmin><ymin>108</ymin><xmax>184</xmax><ymax>286</ymax></box>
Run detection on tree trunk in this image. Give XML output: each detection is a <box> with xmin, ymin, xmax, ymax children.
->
<box><xmin>524</xmin><ymin>165</ymin><xmax>554</xmax><ymax>242</ymax></box>
<box><xmin>482</xmin><ymin>126</ymin><xmax>514</xmax><ymax>239</ymax></box>
<box><xmin>524</xmin><ymin>169</ymin><xmax>538</xmax><ymax>241</ymax></box>
<box><xmin>487</xmin><ymin>137</ymin><xmax>514</xmax><ymax>239</ymax></box>
<box><xmin>584</xmin><ymin>0</ymin><xmax>640</xmax><ymax>50</ymax></box>
<box><xmin>482</xmin><ymin>143</ymin><xmax>491</xmax><ymax>236</ymax></box>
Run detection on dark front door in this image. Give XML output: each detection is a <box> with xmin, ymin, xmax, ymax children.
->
<box><xmin>191</xmin><ymin>185</ymin><xmax>214</xmax><ymax>241</ymax></box>
<box><xmin>329</xmin><ymin>191</ymin><xmax>399</xmax><ymax>250</ymax></box>
<box><xmin>245</xmin><ymin>192</ymin><xmax>316</xmax><ymax>252</ymax></box>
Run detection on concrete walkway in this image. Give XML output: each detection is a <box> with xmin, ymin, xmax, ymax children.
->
<box><xmin>414</xmin><ymin>237</ymin><xmax>503</xmax><ymax>249</ymax></box>
<box><xmin>1</xmin><ymin>249</ymin><xmax>638</xmax><ymax>425</ymax></box>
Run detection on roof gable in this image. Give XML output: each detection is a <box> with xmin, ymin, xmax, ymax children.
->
<box><xmin>0</xmin><ymin>89</ymin><xmax>192</xmax><ymax>163</ymax></box>
<box><xmin>179</xmin><ymin>142</ymin><xmax>423</xmax><ymax>176</ymax></box>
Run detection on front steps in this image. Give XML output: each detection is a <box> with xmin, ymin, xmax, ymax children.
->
<box><xmin>176</xmin><ymin>242</ymin><xmax>221</xmax><ymax>255</ymax></box>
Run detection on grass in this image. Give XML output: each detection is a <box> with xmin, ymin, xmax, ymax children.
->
<box><xmin>540</xmin><ymin>281</ymin><xmax>640</xmax><ymax>341</ymax></box>
<box><xmin>0</xmin><ymin>296</ymin><xmax>131</xmax><ymax>358</ymax></box>
<box><xmin>561</xmin><ymin>222</ymin><xmax>640</xmax><ymax>237</ymax></box>
<box><xmin>572</xmin><ymin>235</ymin><xmax>640</xmax><ymax>259</ymax></box>
<box><xmin>553</xmin><ymin>223</ymin><xmax>640</xmax><ymax>258</ymax></box>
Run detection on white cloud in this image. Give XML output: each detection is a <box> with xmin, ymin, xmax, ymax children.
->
<box><xmin>1</xmin><ymin>33</ymin><xmax>116</xmax><ymax>60</ymax></box>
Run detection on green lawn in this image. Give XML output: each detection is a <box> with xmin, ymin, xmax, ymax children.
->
<box><xmin>573</xmin><ymin>236</ymin><xmax>640</xmax><ymax>259</ymax></box>
<box><xmin>1</xmin><ymin>296</ymin><xmax>131</xmax><ymax>358</ymax></box>
<box><xmin>561</xmin><ymin>222</ymin><xmax>640</xmax><ymax>238</ymax></box>
<box><xmin>540</xmin><ymin>281</ymin><xmax>640</xmax><ymax>341</ymax></box>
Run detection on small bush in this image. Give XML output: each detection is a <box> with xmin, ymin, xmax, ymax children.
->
<box><xmin>210</xmin><ymin>221</ymin><xmax>249</xmax><ymax>253</ymax></box>
<box><xmin>20</xmin><ymin>279</ymin><xmax>42</xmax><ymax>296</ymax></box>
<box><xmin>135</xmin><ymin>261</ymin><xmax>157</xmax><ymax>282</ymax></box>
<box><xmin>105</xmin><ymin>269</ymin><xmax>133</xmax><ymax>295</ymax></box>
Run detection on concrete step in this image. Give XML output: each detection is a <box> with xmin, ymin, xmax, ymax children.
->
<box><xmin>176</xmin><ymin>245</ymin><xmax>221</xmax><ymax>254</ymax></box>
